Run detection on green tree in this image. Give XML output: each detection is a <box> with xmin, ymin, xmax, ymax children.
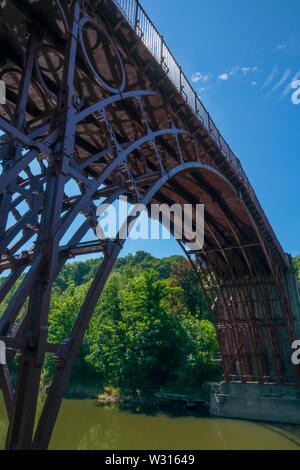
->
<box><xmin>293</xmin><ymin>256</ymin><xmax>300</xmax><ymax>280</ymax></box>
<box><xmin>43</xmin><ymin>280</ymin><xmax>93</xmax><ymax>385</ymax></box>
<box><xmin>27</xmin><ymin>252</ymin><xmax>221</xmax><ymax>392</ymax></box>
<box><xmin>86</xmin><ymin>269</ymin><xmax>219</xmax><ymax>390</ymax></box>
<box><xmin>179</xmin><ymin>316</ymin><xmax>220</xmax><ymax>386</ymax></box>
<box><xmin>170</xmin><ymin>259</ymin><xmax>209</xmax><ymax>318</ymax></box>
<box><xmin>119</xmin><ymin>270</ymin><xmax>187</xmax><ymax>388</ymax></box>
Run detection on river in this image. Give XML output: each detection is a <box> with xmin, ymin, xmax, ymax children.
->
<box><xmin>0</xmin><ymin>396</ymin><xmax>300</xmax><ymax>450</ymax></box>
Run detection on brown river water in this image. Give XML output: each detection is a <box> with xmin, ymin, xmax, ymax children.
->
<box><xmin>1</xmin><ymin>396</ymin><xmax>300</xmax><ymax>450</ymax></box>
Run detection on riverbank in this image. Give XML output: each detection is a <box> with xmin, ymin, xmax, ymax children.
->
<box><xmin>63</xmin><ymin>381</ymin><xmax>211</xmax><ymax>414</ymax></box>
<box><xmin>97</xmin><ymin>386</ymin><xmax>209</xmax><ymax>414</ymax></box>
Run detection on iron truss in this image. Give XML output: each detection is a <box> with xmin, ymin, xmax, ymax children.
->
<box><xmin>0</xmin><ymin>0</ymin><xmax>298</xmax><ymax>449</ymax></box>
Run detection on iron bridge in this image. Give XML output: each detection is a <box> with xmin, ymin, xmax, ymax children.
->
<box><xmin>0</xmin><ymin>0</ymin><xmax>299</xmax><ymax>450</ymax></box>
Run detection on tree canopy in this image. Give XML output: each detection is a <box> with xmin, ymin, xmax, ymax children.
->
<box><xmin>42</xmin><ymin>252</ymin><xmax>218</xmax><ymax>391</ymax></box>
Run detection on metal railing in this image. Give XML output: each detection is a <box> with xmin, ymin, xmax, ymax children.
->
<box><xmin>112</xmin><ymin>0</ymin><xmax>244</xmax><ymax>178</ymax></box>
<box><xmin>111</xmin><ymin>0</ymin><xmax>286</xmax><ymax>261</ymax></box>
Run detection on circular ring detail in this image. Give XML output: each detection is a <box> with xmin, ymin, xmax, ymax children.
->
<box><xmin>79</xmin><ymin>17</ymin><xmax>126</xmax><ymax>94</ymax></box>
<box><xmin>35</xmin><ymin>46</ymin><xmax>84</xmax><ymax>105</ymax></box>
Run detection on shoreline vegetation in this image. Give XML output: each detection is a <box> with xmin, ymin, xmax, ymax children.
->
<box><xmin>63</xmin><ymin>382</ymin><xmax>211</xmax><ymax>415</ymax></box>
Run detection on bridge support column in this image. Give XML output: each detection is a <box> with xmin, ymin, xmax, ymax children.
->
<box><xmin>209</xmin><ymin>382</ymin><xmax>300</xmax><ymax>425</ymax></box>
<box><xmin>208</xmin><ymin>255</ymin><xmax>300</xmax><ymax>425</ymax></box>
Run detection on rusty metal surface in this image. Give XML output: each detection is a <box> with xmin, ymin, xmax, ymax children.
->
<box><xmin>0</xmin><ymin>0</ymin><xmax>298</xmax><ymax>450</ymax></box>
<box><xmin>112</xmin><ymin>0</ymin><xmax>287</xmax><ymax>268</ymax></box>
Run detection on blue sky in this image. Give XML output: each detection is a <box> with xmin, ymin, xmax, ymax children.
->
<box><xmin>120</xmin><ymin>0</ymin><xmax>300</xmax><ymax>258</ymax></box>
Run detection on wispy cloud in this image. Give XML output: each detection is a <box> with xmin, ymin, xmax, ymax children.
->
<box><xmin>277</xmin><ymin>44</ymin><xmax>287</xmax><ymax>51</ymax></box>
<box><xmin>191</xmin><ymin>72</ymin><xmax>213</xmax><ymax>84</ymax></box>
<box><xmin>192</xmin><ymin>60</ymin><xmax>299</xmax><ymax>103</ymax></box>
<box><xmin>202</xmin><ymin>74</ymin><xmax>211</xmax><ymax>82</ymax></box>
<box><xmin>229</xmin><ymin>65</ymin><xmax>240</xmax><ymax>76</ymax></box>
<box><xmin>241</xmin><ymin>66</ymin><xmax>258</xmax><ymax>75</ymax></box>
<box><xmin>193</xmin><ymin>65</ymin><xmax>258</xmax><ymax>85</ymax></box>
<box><xmin>217</xmin><ymin>65</ymin><xmax>257</xmax><ymax>81</ymax></box>
<box><xmin>219</xmin><ymin>65</ymin><xmax>240</xmax><ymax>79</ymax></box>
<box><xmin>266</xmin><ymin>68</ymin><xmax>291</xmax><ymax>99</ymax></box>
<box><xmin>191</xmin><ymin>72</ymin><xmax>203</xmax><ymax>83</ymax></box>
<box><xmin>262</xmin><ymin>64</ymin><xmax>278</xmax><ymax>89</ymax></box>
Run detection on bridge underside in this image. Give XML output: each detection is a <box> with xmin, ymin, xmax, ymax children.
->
<box><xmin>0</xmin><ymin>0</ymin><xmax>298</xmax><ymax>450</ymax></box>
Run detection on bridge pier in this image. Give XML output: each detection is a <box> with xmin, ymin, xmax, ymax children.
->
<box><xmin>210</xmin><ymin>382</ymin><xmax>300</xmax><ymax>425</ymax></box>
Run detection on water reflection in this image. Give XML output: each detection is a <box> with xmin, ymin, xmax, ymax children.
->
<box><xmin>0</xmin><ymin>395</ymin><xmax>300</xmax><ymax>450</ymax></box>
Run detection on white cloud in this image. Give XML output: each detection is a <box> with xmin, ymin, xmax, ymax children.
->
<box><xmin>252</xmin><ymin>81</ymin><xmax>257</xmax><ymax>86</ymax></box>
<box><xmin>191</xmin><ymin>72</ymin><xmax>203</xmax><ymax>83</ymax></box>
<box><xmin>277</xmin><ymin>44</ymin><xmax>287</xmax><ymax>51</ymax></box>
<box><xmin>218</xmin><ymin>73</ymin><xmax>229</xmax><ymax>81</ymax></box>
<box><xmin>241</xmin><ymin>66</ymin><xmax>258</xmax><ymax>75</ymax></box>
<box><xmin>217</xmin><ymin>65</ymin><xmax>257</xmax><ymax>82</ymax></box>
<box><xmin>191</xmin><ymin>72</ymin><xmax>213</xmax><ymax>84</ymax></box>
